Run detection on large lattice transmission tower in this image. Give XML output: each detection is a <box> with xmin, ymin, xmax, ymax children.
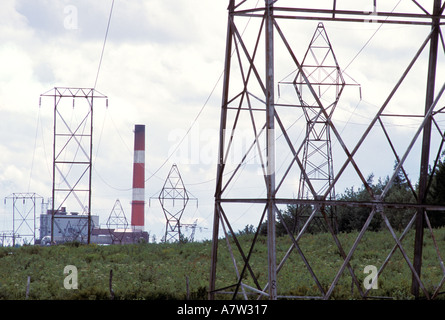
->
<box><xmin>209</xmin><ymin>0</ymin><xmax>445</xmax><ymax>300</ymax></box>
<box><xmin>40</xmin><ymin>87</ymin><xmax>108</xmax><ymax>244</ymax></box>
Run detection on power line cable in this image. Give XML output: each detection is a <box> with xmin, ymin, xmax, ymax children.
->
<box><xmin>341</xmin><ymin>0</ymin><xmax>402</xmax><ymax>74</ymax></box>
<box><xmin>144</xmin><ymin>71</ymin><xmax>223</xmax><ymax>183</ymax></box>
<box><xmin>94</xmin><ymin>0</ymin><xmax>115</xmax><ymax>90</ymax></box>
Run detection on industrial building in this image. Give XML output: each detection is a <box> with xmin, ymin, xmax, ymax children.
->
<box><xmin>38</xmin><ymin>207</ymin><xmax>148</xmax><ymax>245</ymax></box>
<box><xmin>39</xmin><ymin>208</ymin><xmax>98</xmax><ymax>245</ymax></box>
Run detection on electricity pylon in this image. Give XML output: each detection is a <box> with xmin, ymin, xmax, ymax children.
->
<box><xmin>158</xmin><ymin>164</ymin><xmax>197</xmax><ymax>242</ymax></box>
<box><xmin>106</xmin><ymin>199</ymin><xmax>129</xmax><ymax>244</ymax></box>
<box><xmin>209</xmin><ymin>0</ymin><xmax>445</xmax><ymax>300</ymax></box>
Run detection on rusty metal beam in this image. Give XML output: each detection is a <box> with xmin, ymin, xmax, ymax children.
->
<box><xmin>217</xmin><ymin>196</ymin><xmax>445</xmax><ymax>210</ymax></box>
<box><xmin>209</xmin><ymin>0</ymin><xmax>235</xmax><ymax>300</ymax></box>
<box><xmin>412</xmin><ymin>0</ymin><xmax>442</xmax><ymax>299</ymax></box>
<box><xmin>265</xmin><ymin>0</ymin><xmax>277</xmax><ymax>300</ymax></box>
<box><xmin>233</xmin><ymin>6</ymin><xmax>442</xmax><ymax>25</ymax></box>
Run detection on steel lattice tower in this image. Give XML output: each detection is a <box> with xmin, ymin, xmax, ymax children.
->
<box><xmin>4</xmin><ymin>193</ymin><xmax>43</xmax><ymax>246</ymax></box>
<box><xmin>295</xmin><ymin>23</ymin><xmax>345</xmax><ymax>200</ymax></box>
<box><xmin>106</xmin><ymin>199</ymin><xmax>129</xmax><ymax>244</ymax></box>
<box><xmin>290</xmin><ymin>23</ymin><xmax>360</xmax><ymax>233</ymax></box>
<box><xmin>40</xmin><ymin>87</ymin><xmax>108</xmax><ymax>244</ymax></box>
<box><xmin>158</xmin><ymin>164</ymin><xmax>197</xmax><ymax>242</ymax></box>
<box><xmin>209</xmin><ymin>0</ymin><xmax>445</xmax><ymax>300</ymax></box>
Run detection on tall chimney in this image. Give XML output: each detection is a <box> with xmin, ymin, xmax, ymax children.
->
<box><xmin>131</xmin><ymin>124</ymin><xmax>145</xmax><ymax>230</ymax></box>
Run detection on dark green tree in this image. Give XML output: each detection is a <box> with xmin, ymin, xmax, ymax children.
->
<box><xmin>259</xmin><ymin>156</ymin><xmax>445</xmax><ymax>236</ymax></box>
<box><xmin>336</xmin><ymin>174</ymin><xmax>384</xmax><ymax>232</ymax></box>
<box><xmin>427</xmin><ymin>155</ymin><xmax>445</xmax><ymax>227</ymax></box>
<box><xmin>383</xmin><ymin>163</ymin><xmax>417</xmax><ymax>231</ymax></box>
<box><xmin>336</xmin><ymin>167</ymin><xmax>417</xmax><ymax>233</ymax></box>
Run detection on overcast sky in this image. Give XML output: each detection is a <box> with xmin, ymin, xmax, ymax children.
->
<box><xmin>0</xmin><ymin>0</ymin><xmax>444</xmax><ymax>243</ymax></box>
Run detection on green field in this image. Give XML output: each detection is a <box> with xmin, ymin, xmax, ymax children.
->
<box><xmin>1</xmin><ymin>228</ymin><xmax>445</xmax><ymax>300</ymax></box>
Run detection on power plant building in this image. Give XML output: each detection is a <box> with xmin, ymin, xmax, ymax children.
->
<box><xmin>39</xmin><ymin>208</ymin><xmax>149</xmax><ymax>245</ymax></box>
<box><xmin>39</xmin><ymin>208</ymin><xmax>99</xmax><ymax>245</ymax></box>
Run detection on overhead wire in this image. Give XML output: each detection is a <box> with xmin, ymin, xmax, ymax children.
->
<box><xmin>340</xmin><ymin>0</ymin><xmax>403</xmax><ymax>75</ymax></box>
<box><xmin>94</xmin><ymin>0</ymin><xmax>115</xmax><ymax>90</ymax></box>
<box><xmin>89</xmin><ymin>0</ymin><xmax>137</xmax><ymax>192</ymax></box>
<box><xmin>91</xmin><ymin>108</ymin><xmax>133</xmax><ymax>191</ymax></box>
<box><xmin>144</xmin><ymin>70</ymin><xmax>224</xmax><ymax>184</ymax></box>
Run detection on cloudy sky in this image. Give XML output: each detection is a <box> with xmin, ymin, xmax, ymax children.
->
<box><xmin>0</xmin><ymin>0</ymin><xmax>444</xmax><ymax>243</ymax></box>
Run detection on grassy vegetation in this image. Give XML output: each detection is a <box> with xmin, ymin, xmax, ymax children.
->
<box><xmin>1</xmin><ymin>228</ymin><xmax>445</xmax><ymax>300</ymax></box>
<box><xmin>0</xmin><ymin>240</ymin><xmax>211</xmax><ymax>300</ymax></box>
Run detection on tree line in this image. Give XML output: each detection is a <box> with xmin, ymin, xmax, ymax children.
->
<box><xmin>238</xmin><ymin>158</ymin><xmax>445</xmax><ymax>237</ymax></box>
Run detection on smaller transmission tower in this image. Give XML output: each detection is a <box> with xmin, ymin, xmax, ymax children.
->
<box><xmin>158</xmin><ymin>164</ymin><xmax>197</xmax><ymax>242</ymax></box>
<box><xmin>182</xmin><ymin>219</ymin><xmax>198</xmax><ymax>242</ymax></box>
<box><xmin>106</xmin><ymin>199</ymin><xmax>129</xmax><ymax>244</ymax></box>
<box><xmin>4</xmin><ymin>193</ymin><xmax>43</xmax><ymax>246</ymax></box>
<box><xmin>182</xmin><ymin>219</ymin><xmax>207</xmax><ymax>242</ymax></box>
<box><xmin>0</xmin><ymin>231</ymin><xmax>15</xmax><ymax>247</ymax></box>
<box><xmin>294</xmin><ymin>22</ymin><xmax>356</xmax><ymax>201</ymax></box>
<box><xmin>289</xmin><ymin>23</ymin><xmax>359</xmax><ymax>233</ymax></box>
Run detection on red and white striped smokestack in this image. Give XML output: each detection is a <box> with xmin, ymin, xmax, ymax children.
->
<box><xmin>131</xmin><ymin>124</ymin><xmax>145</xmax><ymax>230</ymax></box>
